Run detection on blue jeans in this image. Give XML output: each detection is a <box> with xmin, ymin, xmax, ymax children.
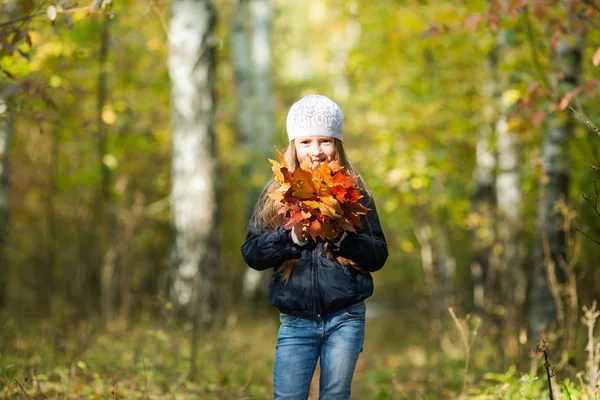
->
<box><xmin>273</xmin><ymin>301</ymin><xmax>366</xmax><ymax>400</ymax></box>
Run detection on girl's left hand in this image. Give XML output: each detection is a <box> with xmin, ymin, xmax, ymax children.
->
<box><xmin>291</xmin><ymin>226</ymin><xmax>309</xmax><ymax>246</ymax></box>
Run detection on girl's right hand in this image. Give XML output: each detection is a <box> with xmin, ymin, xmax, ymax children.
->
<box><xmin>291</xmin><ymin>226</ymin><xmax>309</xmax><ymax>246</ymax></box>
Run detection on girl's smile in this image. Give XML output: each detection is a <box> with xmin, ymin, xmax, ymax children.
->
<box><xmin>294</xmin><ymin>136</ymin><xmax>336</xmax><ymax>167</ymax></box>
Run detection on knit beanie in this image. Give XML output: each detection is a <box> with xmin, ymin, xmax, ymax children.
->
<box><xmin>286</xmin><ymin>94</ymin><xmax>344</xmax><ymax>142</ymax></box>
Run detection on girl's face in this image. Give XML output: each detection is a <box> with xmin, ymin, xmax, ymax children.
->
<box><xmin>294</xmin><ymin>136</ymin><xmax>336</xmax><ymax>168</ymax></box>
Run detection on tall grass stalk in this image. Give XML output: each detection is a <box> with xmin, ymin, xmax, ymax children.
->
<box><xmin>448</xmin><ymin>307</ymin><xmax>480</xmax><ymax>399</ymax></box>
<box><xmin>582</xmin><ymin>301</ymin><xmax>600</xmax><ymax>399</ymax></box>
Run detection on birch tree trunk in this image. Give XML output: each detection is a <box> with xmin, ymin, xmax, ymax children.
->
<box><xmin>414</xmin><ymin>209</ymin><xmax>456</xmax><ymax>320</ymax></box>
<box><xmin>469</xmin><ymin>46</ymin><xmax>497</xmax><ymax>312</ymax></box>
<box><xmin>0</xmin><ymin>97</ymin><xmax>13</xmax><ymax>310</ymax></box>
<box><xmin>168</xmin><ymin>0</ymin><xmax>220</xmax><ymax>332</ymax></box>
<box><xmin>528</xmin><ymin>18</ymin><xmax>584</xmax><ymax>339</ymax></box>
<box><xmin>328</xmin><ymin>13</ymin><xmax>361</xmax><ymax>101</ymax></box>
<box><xmin>493</xmin><ymin>29</ymin><xmax>526</xmax><ymax>350</ymax></box>
<box><xmin>240</xmin><ymin>0</ymin><xmax>275</xmax><ymax>309</ymax></box>
<box><xmin>249</xmin><ymin>0</ymin><xmax>273</xmax><ymax>149</ymax></box>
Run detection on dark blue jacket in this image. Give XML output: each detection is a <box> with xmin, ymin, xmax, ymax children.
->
<box><xmin>240</xmin><ymin>196</ymin><xmax>388</xmax><ymax>318</ymax></box>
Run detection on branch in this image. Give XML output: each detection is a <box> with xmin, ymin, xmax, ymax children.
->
<box><xmin>523</xmin><ymin>7</ymin><xmax>556</xmax><ymax>101</ymax></box>
<box><xmin>14</xmin><ymin>379</ymin><xmax>32</xmax><ymax>400</ymax></box>
<box><xmin>0</xmin><ymin>0</ymin><xmax>109</xmax><ymax>29</ymax></box>
<box><xmin>0</xmin><ymin>11</ymin><xmax>46</xmax><ymax>28</ymax></box>
<box><xmin>570</xmin><ymin>105</ymin><xmax>600</xmax><ymax>138</ymax></box>
<box><xmin>576</xmin><ymin>228</ymin><xmax>600</xmax><ymax>246</ymax></box>
<box><xmin>148</xmin><ymin>0</ymin><xmax>169</xmax><ymax>37</ymax></box>
<box><xmin>582</xmin><ymin>0</ymin><xmax>600</xmax><ymax>14</ymax></box>
<box><xmin>581</xmin><ymin>182</ymin><xmax>600</xmax><ymax>218</ymax></box>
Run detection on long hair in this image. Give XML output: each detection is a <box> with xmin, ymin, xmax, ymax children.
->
<box><xmin>249</xmin><ymin>138</ymin><xmax>371</xmax><ymax>281</ymax></box>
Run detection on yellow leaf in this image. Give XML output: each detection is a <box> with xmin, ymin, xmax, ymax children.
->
<box><xmin>269</xmin><ymin>159</ymin><xmax>285</xmax><ymax>183</ymax></box>
<box><xmin>501</xmin><ymin>89</ymin><xmax>520</xmax><ymax>107</ymax></box>
<box><xmin>410</xmin><ymin>177</ymin><xmax>423</xmax><ymax>190</ymax></box>
<box><xmin>102</xmin><ymin>104</ymin><xmax>116</xmax><ymax>125</ymax></box>
<box><xmin>49</xmin><ymin>75</ymin><xmax>62</xmax><ymax>88</ymax></box>
<box><xmin>292</xmin><ymin>169</ymin><xmax>316</xmax><ymax>199</ymax></box>
<box><xmin>103</xmin><ymin>154</ymin><xmax>118</xmax><ymax>170</ymax></box>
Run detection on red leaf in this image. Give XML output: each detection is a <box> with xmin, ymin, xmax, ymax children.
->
<box><xmin>284</xmin><ymin>210</ymin><xmax>305</xmax><ymax>230</ymax></box>
<box><xmin>487</xmin><ymin>13</ymin><xmax>499</xmax><ymax>31</ymax></box>
<box><xmin>550</xmin><ymin>32</ymin><xmax>560</xmax><ymax>51</ymax></box>
<box><xmin>585</xmin><ymin>80</ymin><xmax>600</xmax><ymax>95</ymax></box>
<box><xmin>593</xmin><ymin>47</ymin><xmax>600</xmax><ymax>67</ymax></box>
<box><xmin>559</xmin><ymin>86</ymin><xmax>584</xmax><ymax>110</ymax></box>
<box><xmin>344</xmin><ymin>187</ymin><xmax>363</xmax><ymax>203</ymax></box>
<box><xmin>331</xmin><ymin>186</ymin><xmax>346</xmax><ymax>203</ymax></box>
<box><xmin>532</xmin><ymin>111</ymin><xmax>546</xmax><ymax>127</ymax></box>
<box><xmin>464</xmin><ymin>15</ymin><xmax>481</xmax><ymax>31</ymax></box>
<box><xmin>308</xmin><ymin>219</ymin><xmax>322</xmax><ymax>241</ymax></box>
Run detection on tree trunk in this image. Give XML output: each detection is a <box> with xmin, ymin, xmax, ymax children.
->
<box><xmin>328</xmin><ymin>13</ymin><xmax>361</xmax><ymax>101</ymax></box>
<box><xmin>493</xmin><ymin>29</ymin><xmax>526</xmax><ymax>354</ymax></box>
<box><xmin>96</xmin><ymin>13</ymin><xmax>119</xmax><ymax>324</ymax></box>
<box><xmin>414</xmin><ymin>209</ymin><xmax>455</xmax><ymax>320</ymax></box>
<box><xmin>240</xmin><ymin>0</ymin><xmax>275</xmax><ymax>310</ymax></box>
<box><xmin>528</xmin><ymin>19</ymin><xmax>584</xmax><ymax>339</ymax></box>
<box><xmin>0</xmin><ymin>96</ymin><xmax>14</xmax><ymax>311</ymax></box>
<box><xmin>168</xmin><ymin>0</ymin><xmax>220</xmax><ymax>332</ymax></box>
<box><xmin>469</xmin><ymin>46</ymin><xmax>497</xmax><ymax>312</ymax></box>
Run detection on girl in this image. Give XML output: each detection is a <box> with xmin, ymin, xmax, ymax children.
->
<box><xmin>241</xmin><ymin>94</ymin><xmax>388</xmax><ymax>400</ymax></box>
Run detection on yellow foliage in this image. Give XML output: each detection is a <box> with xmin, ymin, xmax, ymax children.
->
<box><xmin>101</xmin><ymin>104</ymin><xmax>117</xmax><ymax>125</ymax></box>
<box><xmin>501</xmin><ymin>89</ymin><xmax>521</xmax><ymax>107</ymax></box>
<box><xmin>103</xmin><ymin>154</ymin><xmax>118</xmax><ymax>170</ymax></box>
<box><xmin>401</xmin><ymin>239</ymin><xmax>415</xmax><ymax>253</ymax></box>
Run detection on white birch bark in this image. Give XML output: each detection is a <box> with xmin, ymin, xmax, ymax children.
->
<box><xmin>528</xmin><ymin>20</ymin><xmax>584</xmax><ymax>338</ymax></box>
<box><xmin>241</xmin><ymin>0</ymin><xmax>276</xmax><ymax>304</ymax></box>
<box><xmin>328</xmin><ymin>16</ymin><xmax>361</xmax><ymax>101</ymax></box>
<box><xmin>168</xmin><ymin>0</ymin><xmax>219</xmax><ymax>323</ymax></box>
<box><xmin>470</xmin><ymin>48</ymin><xmax>497</xmax><ymax>311</ymax></box>
<box><xmin>495</xmin><ymin>115</ymin><xmax>526</xmax><ymax>316</ymax></box>
<box><xmin>249</xmin><ymin>0</ymin><xmax>273</xmax><ymax>150</ymax></box>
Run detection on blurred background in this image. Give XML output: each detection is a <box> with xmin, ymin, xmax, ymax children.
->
<box><xmin>1</xmin><ymin>0</ymin><xmax>600</xmax><ymax>398</ymax></box>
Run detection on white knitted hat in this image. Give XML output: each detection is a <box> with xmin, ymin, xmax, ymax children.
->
<box><xmin>286</xmin><ymin>94</ymin><xmax>344</xmax><ymax>142</ymax></box>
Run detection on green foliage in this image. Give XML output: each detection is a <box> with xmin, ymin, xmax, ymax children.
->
<box><xmin>1</xmin><ymin>313</ymin><xmax>597</xmax><ymax>399</ymax></box>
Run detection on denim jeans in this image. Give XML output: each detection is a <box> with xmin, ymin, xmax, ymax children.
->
<box><xmin>273</xmin><ymin>301</ymin><xmax>366</xmax><ymax>400</ymax></box>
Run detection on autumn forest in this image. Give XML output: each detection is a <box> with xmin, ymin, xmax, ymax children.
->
<box><xmin>2</xmin><ymin>0</ymin><xmax>600</xmax><ymax>398</ymax></box>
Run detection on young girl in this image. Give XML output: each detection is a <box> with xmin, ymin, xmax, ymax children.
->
<box><xmin>241</xmin><ymin>94</ymin><xmax>388</xmax><ymax>400</ymax></box>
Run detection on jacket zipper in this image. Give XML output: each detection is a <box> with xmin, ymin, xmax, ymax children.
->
<box><xmin>313</xmin><ymin>245</ymin><xmax>322</xmax><ymax>318</ymax></box>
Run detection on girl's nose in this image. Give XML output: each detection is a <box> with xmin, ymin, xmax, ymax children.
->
<box><xmin>310</xmin><ymin>144</ymin><xmax>322</xmax><ymax>156</ymax></box>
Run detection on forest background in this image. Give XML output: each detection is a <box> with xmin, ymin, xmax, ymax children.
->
<box><xmin>2</xmin><ymin>0</ymin><xmax>600</xmax><ymax>398</ymax></box>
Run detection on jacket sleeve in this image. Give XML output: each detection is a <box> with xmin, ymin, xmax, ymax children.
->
<box><xmin>333</xmin><ymin>196</ymin><xmax>388</xmax><ymax>272</ymax></box>
<box><xmin>241</xmin><ymin>225</ymin><xmax>301</xmax><ymax>271</ymax></box>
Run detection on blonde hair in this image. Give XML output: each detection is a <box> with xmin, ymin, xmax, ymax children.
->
<box><xmin>249</xmin><ymin>138</ymin><xmax>371</xmax><ymax>281</ymax></box>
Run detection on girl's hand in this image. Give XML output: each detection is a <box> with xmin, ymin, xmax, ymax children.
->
<box><xmin>291</xmin><ymin>226</ymin><xmax>309</xmax><ymax>246</ymax></box>
<box><xmin>331</xmin><ymin>231</ymin><xmax>347</xmax><ymax>247</ymax></box>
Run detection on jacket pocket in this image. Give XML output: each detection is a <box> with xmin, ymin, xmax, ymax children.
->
<box><xmin>318</xmin><ymin>258</ymin><xmax>357</xmax><ymax>311</ymax></box>
<box><xmin>268</xmin><ymin>263</ymin><xmax>312</xmax><ymax>313</ymax></box>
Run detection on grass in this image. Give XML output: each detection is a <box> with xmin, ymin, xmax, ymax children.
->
<box><xmin>0</xmin><ymin>305</ymin><xmax>594</xmax><ymax>399</ymax></box>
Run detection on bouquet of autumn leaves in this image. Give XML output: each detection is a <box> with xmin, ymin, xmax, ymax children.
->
<box><xmin>267</xmin><ymin>149</ymin><xmax>370</xmax><ymax>244</ymax></box>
